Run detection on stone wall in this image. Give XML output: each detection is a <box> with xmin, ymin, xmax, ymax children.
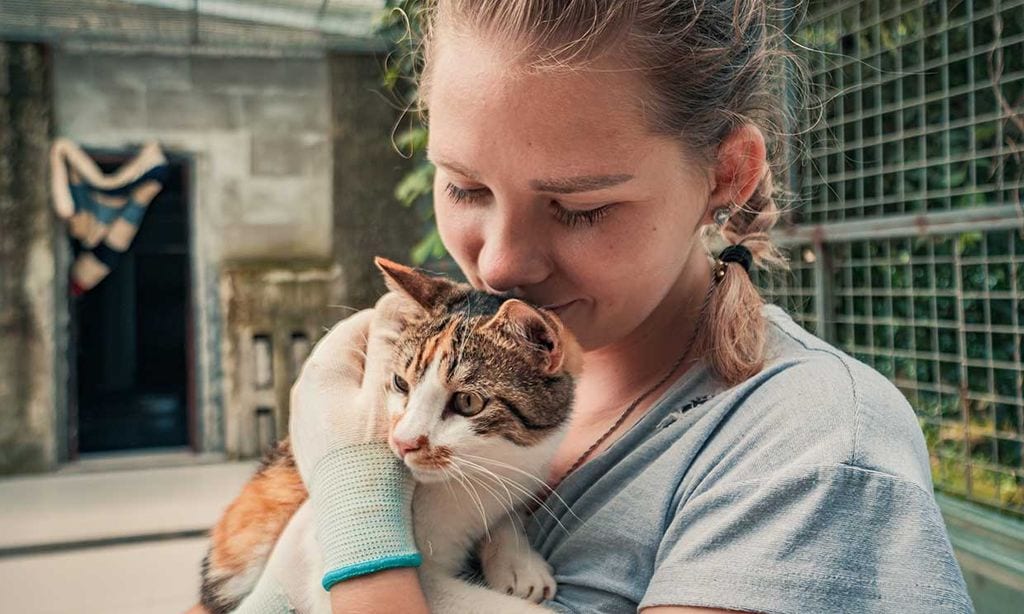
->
<box><xmin>51</xmin><ymin>49</ymin><xmax>335</xmax><ymax>455</ymax></box>
<box><xmin>43</xmin><ymin>49</ymin><xmax>420</xmax><ymax>460</ymax></box>
<box><xmin>0</xmin><ymin>43</ymin><xmax>59</xmax><ymax>474</ymax></box>
<box><xmin>0</xmin><ymin>45</ymin><xmax>421</xmax><ymax>466</ymax></box>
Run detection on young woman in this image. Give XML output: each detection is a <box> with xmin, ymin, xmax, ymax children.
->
<box><xmin>257</xmin><ymin>2</ymin><xmax>973</xmax><ymax>613</ymax></box>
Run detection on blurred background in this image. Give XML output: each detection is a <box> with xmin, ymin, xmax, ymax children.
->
<box><xmin>0</xmin><ymin>1</ymin><xmax>1021</xmax><ymax>612</ymax></box>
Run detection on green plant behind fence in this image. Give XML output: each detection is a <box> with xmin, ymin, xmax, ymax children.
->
<box><xmin>776</xmin><ymin>0</ymin><xmax>1024</xmax><ymax>515</ymax></box>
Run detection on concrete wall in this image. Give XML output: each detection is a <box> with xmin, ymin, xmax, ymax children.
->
<box><xmin>0</xmin><ymin>43</ymin><xmax>60</xmax><ymax>474</ymax></box>
<box><xmin>329</xmin><ymin>54</ymin><xmax>422</xmax><ymax>310</ymax></box>
<box><xmin>0</xmin><ymin>44</ymin><xmax>422</xmax><ymax>466</ymax></box>
<box><xmin>43</xmin><ymin>49</ymin><xmax>423</xmax><ymax>461</ymax></box>
<box><xmin>51</xmin><ymin>50</ymin><xmax>335</xmax><ymax>455</ymax></box>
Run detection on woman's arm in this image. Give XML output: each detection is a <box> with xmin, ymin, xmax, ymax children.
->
<box><xmin>329</xmin><ymin>568</ymin><xmax>429</xmax><ymax>614</ymax></box>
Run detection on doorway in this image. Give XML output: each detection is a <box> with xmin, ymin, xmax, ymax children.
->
<box><xmin>71</xmin><ymin>153</ymin><xmax>194</xmax><ymax>454</ymax></box>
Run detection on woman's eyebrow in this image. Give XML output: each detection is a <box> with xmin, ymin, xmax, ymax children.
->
<box><xmin>529</xmin><ymin>174</ymin><xmax>633</xmax><ymax>194</ymax></box>
<box><xmin>430</xmin><ymin>155</ymin><xmax>483</xmax><ymax>182</ymax></box>
<box><xmin>430</xmin><ymin>152</ymin><xmax>634</xmax><ymax>195</ymax></box>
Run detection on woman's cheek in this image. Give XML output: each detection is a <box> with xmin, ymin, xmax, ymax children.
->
<box><xmin>434</xmin><ymin>197</ymin><xmax>481</xmax><ymax>278</ymax></box>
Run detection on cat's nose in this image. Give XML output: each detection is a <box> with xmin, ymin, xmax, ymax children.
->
<box><xmin>392</xmin><ymin>435</ymin><xmax>428</xmax><ymax>459</ymax></box>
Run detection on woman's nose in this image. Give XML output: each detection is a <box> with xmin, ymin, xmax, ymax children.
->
<box><xmin>476</xmin><ymin>214</ymin><xmax>551</xmax><ymax>294</ymax></box>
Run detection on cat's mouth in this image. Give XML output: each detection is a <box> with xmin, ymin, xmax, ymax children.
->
<box><xmin>390</xmin><ymin>440</ymin><xmax>455</xmax><ymax>483</ymax></box>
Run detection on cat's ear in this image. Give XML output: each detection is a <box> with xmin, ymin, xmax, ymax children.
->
<box><xmin>375</xmin><ymin>257</ymin><xmax>455</xmax><ymax>311</ymax></box>
<box><xmin>482</xmin><ymin>299</ymin><xmax>579</xmax><ymax>375</ymax></box>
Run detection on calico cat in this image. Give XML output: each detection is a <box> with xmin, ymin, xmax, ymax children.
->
<box><xmin>198</xmin><ymin>258</ymin><xmax>582</xmax><ymax>613</ymax></box>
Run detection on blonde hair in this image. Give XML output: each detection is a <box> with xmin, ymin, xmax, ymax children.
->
<box><xmin>413</xmin><ymin>0</ymin><xmax>793</xmax><ymax>386</ymax></box>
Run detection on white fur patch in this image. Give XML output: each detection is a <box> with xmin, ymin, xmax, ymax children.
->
<box><xmin>394</xmin><ymin>357</ymin><xmax>448</xmax><ymax>443</ymax></box>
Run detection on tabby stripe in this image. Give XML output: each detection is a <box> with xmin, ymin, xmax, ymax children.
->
<box><xmin>445</xmin><ymin>324</ymin><xmax>464</xmax><ymax>381</ymax></box>
<box><xmin>412</xmin><ymin>319</ymin><xmax>448</xmax><ymax>376</ymax></box>
<box><xmin>495</xmin><ymin>395</ymin><xmax>550</xmax><ymax>431</ymax></box>
<box><xmin>412</xmin><ymin>343</ymin><xmax>427</xmax><ymax>377</ymax></box>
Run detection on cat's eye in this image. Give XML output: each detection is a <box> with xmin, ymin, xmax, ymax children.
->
<box><xmin>450</xmin><ymin>391</ymin><xmax>486</xmax><ymax>416</ymax></box>
<box><xmin>392</xmin><ymin>373</ymin><xmax>410</xmax><ymax>394</ymax></box>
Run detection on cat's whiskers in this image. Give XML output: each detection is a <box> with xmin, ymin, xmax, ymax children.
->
<box><xmin>438</xmin><ymin>464</ymin><xmax>459</xmax><ymax>503</ymax></box>
<box><xmin>454</xmin><ymin>456</ymin><xmax>571</xmax><ymax>535</ymax></box>
<box><xmin>451</xmin><ymin>457</ymin><xmax>527</xmax><ymax>548</ymax></box>
<box><xmin>461</xmin><ymin>453</ymin><xmax>582</xmax><ymax>523</ymax></box>
<box><xmin>449</xmin><ymin>458</ymin><xmax>521</xmax><ymax>548</ymax></box>
<box><xmin>325</xmin><ymin>303</ymin><xmax>362</xmax><ymax>314</ymax></box>
<box><xmin>452</xmin><ymin>456</ymin><xmax>524</xmax><ymax>513</ymax></box>
<box><xmin>447</xmin><ymin>462</ymin><xmax>492</xmax><ymax>541</ymax></box>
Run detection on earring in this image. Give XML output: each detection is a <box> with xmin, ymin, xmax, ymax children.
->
<box><xmin>713</xmin><ymin>206</ymin><xmax>731</xmax><ymax>227</ymax></box>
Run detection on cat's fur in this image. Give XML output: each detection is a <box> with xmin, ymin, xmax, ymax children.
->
<box><xmin>198</xmin><ymin>259</ymin><xmax>582</xmax><ymax>613</ymax></box>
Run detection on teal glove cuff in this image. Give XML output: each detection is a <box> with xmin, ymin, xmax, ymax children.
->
<box><xmin>231</xmin><ymin>573</ymin><xmax>294</xmax><ymax>613</ymax></box>
<box><xmin>310</xmin><ymin>442</ymin><xmax>420</xmax><ymax>591</ymax></box>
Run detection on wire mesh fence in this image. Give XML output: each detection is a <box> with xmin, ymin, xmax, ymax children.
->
<box><xmin>774</xmin><ymin>0</ymin><xmax>1024</xmax><ymax>515</ymax></box>
<box><xmin>793</xmin><ymin>0</ymin><xmax>1023</xmax><ymax>224</ymax></box>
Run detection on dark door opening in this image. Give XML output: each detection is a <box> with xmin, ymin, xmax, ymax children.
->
<box><xmin>72</xmin><ymin>155</ymin><xmax>193</xmax><ymax>454</ymax></box>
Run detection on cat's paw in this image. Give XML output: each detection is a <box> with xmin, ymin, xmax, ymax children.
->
<box><xmin>481</xmin><ymin>543</ymin><xmax>557</xmax><ymax>604</ymax></box>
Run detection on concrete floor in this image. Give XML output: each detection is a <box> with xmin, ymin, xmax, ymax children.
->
<box><xmin>0</xmin><ymin>460</ymin><xmax>257</xmax><ymax>614</ymax></box>
<box><xmin>0</xmin><ymin>536</ymin><xmax>210</xmax><ymax>614</ymax></box>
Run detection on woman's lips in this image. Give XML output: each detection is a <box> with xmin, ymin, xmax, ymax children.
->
<box><xmin>543</xmin><ymin>299</ymin><xmax>578</xmax><ymax>317</ymax></box>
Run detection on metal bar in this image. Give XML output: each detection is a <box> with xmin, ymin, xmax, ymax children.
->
<box><xmin>813</xmin><ymin>239</ymin><xmax>832</xmax><ymax>341</ymax></box>
<box><xmin>796</xmin><ymin>186</ymin><xmax>1013</xmax><ymax>217</ymax></box>
<box><xmin>800</xmin><ymin>144</ymin><xmax>1022</xmax><ymax>188</ymax></box>
<box><xmin>809</xmin><ymin>99</ymin><xmax>1024</xmax><ymax>158</ymax></box>
<box><xmin>774</xmin><ymin>204</ymin><xmax>1024</xmax><ymax>245</ymax></box>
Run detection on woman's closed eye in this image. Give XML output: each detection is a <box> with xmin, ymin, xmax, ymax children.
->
<box><xmin>444</xmin><ymin>182</ymin><xmax>615</xmax><ymax>228</ymax></box>
<box><xmin>445</xmin><ymin>182</ymin><xmax>488</xmax><ymax>204</ymax></box>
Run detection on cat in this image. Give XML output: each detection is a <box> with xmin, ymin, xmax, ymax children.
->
<box><xmin>197</xmin><ymin>258</ymin><xmax>583</xmax><ymax>614</ymax></box>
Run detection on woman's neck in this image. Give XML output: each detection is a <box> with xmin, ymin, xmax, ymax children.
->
<box><xmin>572</xmin><ymin>257</ymin><xmax>712</xmax><ymax>429</ymax></box>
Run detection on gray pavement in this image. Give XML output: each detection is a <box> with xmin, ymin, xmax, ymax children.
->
<box><xmin>0</xmin><ymin>460</ymin><xmax>257</xmax><ymax>613</ymax></box>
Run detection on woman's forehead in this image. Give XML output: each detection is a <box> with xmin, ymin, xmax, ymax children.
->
<box><xmin>426</xmin><ymin>34</ymin><xmax>653</xmax><ymax>163</ymax></box>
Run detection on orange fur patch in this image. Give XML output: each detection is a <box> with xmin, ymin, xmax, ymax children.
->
<box><xmin>421</xmin><ymin>319</ymin><xmax>459</xmax><ymax>370</ymax></box>
<box><xmin>207</xmin><ymin>446</ymin><xmax>307</xmax><ymax>576</ymax></box>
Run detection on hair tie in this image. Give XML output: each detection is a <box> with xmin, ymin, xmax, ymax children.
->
<box><xmin>717</xmin><ymin>244</ymin><xmax>753</xmax><ymax>275</ymax></box>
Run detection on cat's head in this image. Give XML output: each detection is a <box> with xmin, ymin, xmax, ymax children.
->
<box><xmin>375</xmin><ymin>257</ymin><xmax>583</xmax><ymax>484</ymax></box>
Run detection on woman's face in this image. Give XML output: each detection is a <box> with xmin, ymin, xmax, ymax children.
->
<box><xmin>427</xmin><ymin>32</ymin><xmax>713</xmax><ymax>350</ymax></box>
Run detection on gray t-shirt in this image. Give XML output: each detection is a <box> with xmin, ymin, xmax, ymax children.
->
<box><xmin>527</xmin><ymin>304</ymin><xmax>973</xmax><ymax>613</ymax></box>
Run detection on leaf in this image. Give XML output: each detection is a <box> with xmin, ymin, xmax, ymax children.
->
<box><xmin>955</xmin><ymin>231</ymin><xmax>983</xmax><ymax>256</ymax></box>
<box><xmin>411</xmin><ymin>228</ymin><xmax>446</xmax><ymax>265</ymax></box>
<box><xmin>395</xmin><ymin>126</ymin><xmax>428</xmax><ymax>154</ymax></box>
<box><xmin>394</xmin><ymin>161</ymin><xmax>435</xmax><ymax>206</ymax></box>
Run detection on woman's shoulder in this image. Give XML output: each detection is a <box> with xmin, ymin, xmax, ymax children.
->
<box><xmin>702</xmin><ymin>304</ymin><xmax>933</xmax><ymax>492</ymax></box>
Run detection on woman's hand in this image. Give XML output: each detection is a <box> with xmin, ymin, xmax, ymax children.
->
<box><xmin>288</xmin><ymin>292</ymin><xmax>421</xmax><ymax>592</ymax></box>
<box><xmin>289</xmin><ymin>292</ymin><xmax>408</xmax><ymax>482</ymax></box>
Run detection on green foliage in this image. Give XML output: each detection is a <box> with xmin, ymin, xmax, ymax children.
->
<box><xmin>378</xmin><ymin>0</ymin><xmax>442</xmax><ymax>266</ymax></box>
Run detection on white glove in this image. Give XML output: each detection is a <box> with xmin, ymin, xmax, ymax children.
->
<box><xmin>288</xmin><ymin>292</ymin><xmax>419</xmax><ymax>591</ymax></box>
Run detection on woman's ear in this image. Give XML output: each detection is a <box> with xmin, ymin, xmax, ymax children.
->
<box><xmin>703</xmin><ymin>124</ymin><xmax>768</xmax><ymax>224</ymax></box>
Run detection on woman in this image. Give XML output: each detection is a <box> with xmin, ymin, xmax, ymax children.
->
<box><xmin>256</xmin><ymin>1</ymin><xmax>973</xmax><ymax>612</ymax></box>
